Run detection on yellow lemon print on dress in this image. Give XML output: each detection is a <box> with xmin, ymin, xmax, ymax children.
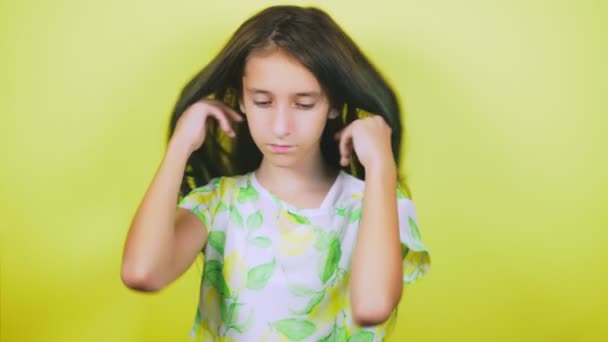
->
<box><xmin>309</xmin><ymin>273</ymin><xmax>350</xmax><ymax>323</ymax></box>
<box><xmin>224</xmin><ymin>250</ymin><xmax>248</xmax><ymax>294</ymax></box>
<box><xmin>351</xmin><ymin>192</ymin><xmax>362</xmax><ymax>199</ymax></box>
<box><xmin>190</xmin><ymin>190</ymin><xmax>216</xmax><ymax>206</ymax></box>
<box><xmin>277</xmin><ymin>210</ymin><xmax>315</xmax><ymax>256</ymax></box>
<box><xmin>219</xmin><ymin>177</ymin><xmax>237</xmax><ymax>198</ymax></box>
<box><xmin>203</xmin><ymin>287</ymin><xmax>222</xmax><ymax>336</ymax></box>
<box><xmin>191</xmin><ymin>318</ymin><xmax>214</xmax><ymax>342</ymax></box>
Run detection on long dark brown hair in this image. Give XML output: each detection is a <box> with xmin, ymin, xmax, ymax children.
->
<box><xmin>168</xmin><ymin>5</ymin><xmax>413</xmax><ymax>200</ymax></box>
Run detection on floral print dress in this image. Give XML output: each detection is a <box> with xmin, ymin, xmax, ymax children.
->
<box><xmin>177</xmin><ymin>170</ymin><xmax>431</xmax><ymax>341</ymax></box>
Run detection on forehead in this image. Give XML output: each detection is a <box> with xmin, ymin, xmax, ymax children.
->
<box><xmin>242</xmin><ymin>48</ymin><xmax>322</xmax><ymax>95</ymax></box>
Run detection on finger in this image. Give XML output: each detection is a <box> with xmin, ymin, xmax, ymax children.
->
<box><xmin>338</xmin><ymin>127</ymin><xmax>353</xmax><ymax>166</ymax></box>
<box><xmin>206</xmin><ymin>108</ymin><xmax>235</xmax><ymax>137</ymax></box>
<box><xmin>208</xmin><ymin>99</ymin><xmax>244</xmax><ymax>122</ymax></box>
<box><xmin>334</xmin><ymin>129</ymin><xmax>343</xmax><ymax>141</ymax></box>
<box><xmin>222</xmin><ymin>105</ymin><xmax>244</xmax><ymax>122</ymax></box>
<box><xmin>341</xmin><ymin>140</ymin><xmax>354</xmax><ymax>166</ymax></box>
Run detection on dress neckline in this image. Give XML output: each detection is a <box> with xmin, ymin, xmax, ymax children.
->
<box><xmin>249</xmin><ymin>170</ymin><xmax>344</xmax><ymax>215</ymax></box>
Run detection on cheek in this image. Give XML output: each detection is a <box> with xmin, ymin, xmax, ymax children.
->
<box><xmin>298</xmin><ymin>112</ymin><xmax>328</xmax><ymax>136</ymax></box>
<box><xmin>243</xmin><ymin>111</ymin><xmax>267</xmax><ymax>143</ymax></box>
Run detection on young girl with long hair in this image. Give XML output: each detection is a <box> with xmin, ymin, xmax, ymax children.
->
<box><xmin>122</xmin><ymin>5</ymin><xmax>431</xmax><ymax>341</ymax></box>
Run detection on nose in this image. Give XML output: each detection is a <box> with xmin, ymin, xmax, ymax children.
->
<box><xmin>272</xmin><ymin>106</ymin><xmax>292</xmax><ymax>138</ymax></box>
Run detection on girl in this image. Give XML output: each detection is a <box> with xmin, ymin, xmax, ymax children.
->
<box><xmin>121</xmin><ymin>5</ymin><xmax>431</xmax><ymax>341</ymax></box>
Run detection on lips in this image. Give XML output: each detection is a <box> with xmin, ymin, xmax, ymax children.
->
<box><xmin>268</xmin><ymin>144</ymin><xmax>294</xmax><ymax>153</ymax></box>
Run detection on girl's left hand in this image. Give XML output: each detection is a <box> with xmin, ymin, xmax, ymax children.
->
<box><xmin>333</xmin><ymin>115</ymin><xmax>396</xmax><ymax>172</ymax></box>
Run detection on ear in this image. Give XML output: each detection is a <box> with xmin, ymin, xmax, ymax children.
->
<box><xmin>328</xmin><ymin>108</ymin><xmax>340</xmax><ymax>119</ymax></box>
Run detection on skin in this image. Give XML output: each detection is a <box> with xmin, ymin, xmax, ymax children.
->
<box><xmin>122</xmin><ymin>46</ymin><xmax>402</xmax><ymax>327</ymax></box>
<box><xmin>239</xmin><ymin>47</ymin><xmax>341</xmax><ymax>207</ymax></box>
<box><xmin>335</xmin><ymin>117</ymin><xmax>403</xmax><ymax>325</ymax></box>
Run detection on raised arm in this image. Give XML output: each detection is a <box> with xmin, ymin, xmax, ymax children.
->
<box><xmin>120</xmin><ymin>141</ymin><xmax>207</xmax><ymax>292</ymax></box>
<box><xmin>121</xmin><ymin>99</ymin><xmax>243</xmax><ymax>292</ymax></box>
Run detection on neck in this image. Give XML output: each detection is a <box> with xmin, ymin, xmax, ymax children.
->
<box><xmin>255</xmin><ymin>155</ymin><xmax>339</xmax><ymax>194</ymax></box>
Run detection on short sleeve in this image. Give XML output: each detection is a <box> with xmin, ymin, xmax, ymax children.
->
<box><xmin>396</xmin><ymin>188</ymin><xmax>431</xmax><ymax>284</ymax></box>
<box><xmin>177</xmin><ymin>177</ymin><xmax>222</xmax><ymax>230</ymax></box>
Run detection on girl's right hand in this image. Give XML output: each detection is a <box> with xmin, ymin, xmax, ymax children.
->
<box><xmin>170</xmin><ymin>99</ymin><xmax>244</xmax><ymax>155</ymax></box>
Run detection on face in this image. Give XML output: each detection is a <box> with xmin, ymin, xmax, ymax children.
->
<box><xmin>240</xmin><ymin>48</ymin><xmax>337</xmax><ymax>167</ymax></box>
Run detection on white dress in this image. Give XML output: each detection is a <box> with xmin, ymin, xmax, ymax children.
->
<box><xmin>178</xmin><ymin>170</ymin><xmax>431</xmax><ymax>341</ymax></box>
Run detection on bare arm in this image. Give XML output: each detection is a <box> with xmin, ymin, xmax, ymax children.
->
<box><xmin>120</xmin><ymin>99</ymin><xmax>242</xmax><ymax>292</ymax></box>
<box><xmin>350</xmin><ymin>164</ymin><xmax>403</xmax><ymax>326</ymax></box>
<box><xmin>120</xmin><ymin>140</ymin><xmax>207</xmax><ymax>292</ymax></box>
<box><xmin>334</xmin><ymin>115</ymin><xmax>403</xmax><ymax>326</ymax></box>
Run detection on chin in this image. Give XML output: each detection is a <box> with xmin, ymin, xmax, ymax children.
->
<box><xmin>263</xmin><ymin>154</ymin><xmax>299</xmax><ymax>168</ymax></box>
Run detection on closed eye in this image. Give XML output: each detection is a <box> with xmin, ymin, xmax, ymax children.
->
<box><xmin>296</xmin><ymin>103</ymin><xmax>315</xmax><ymax>109</ymax></box>
<box><xmin>253</xmin><ymin>101</ymin><xmax>271</xmax><ymax>107</ymax></box>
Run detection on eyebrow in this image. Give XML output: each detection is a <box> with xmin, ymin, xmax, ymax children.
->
<box><xmin>245</xmin><ymin>87</ymin><xmax>321</xmax><ymax>97</ymax></box>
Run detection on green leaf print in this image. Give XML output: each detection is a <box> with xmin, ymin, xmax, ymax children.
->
<box><xmin>202</xmin><ymin>260</ymin><xmax>231</xmax><ymax>298</ymax></box>
<box><xmin>335</xmin><ymin>326</ymin><xmax>347</xmax><ymax>341</ymax></box>
<box><xmin>349</xmin><ymin>207</ymin><xmax>362</xmax><ymax>223</ymax></box>
<box><xmin>237</xmin><ymin>185</ymin><xmax>258</xmax><ymax>203</ymax></box>
<box><xmin>273</xmin><ymin>318</ymin><xmax>317</xmax><ymax>341</ymax></box>
<box><xmin>318</xmin><ymin>333</ymin><xmax>332</xmax><ymax>342</ymax></box>
<box><xmin>220</xmin><ymin>300</ymin><xmax>229</xmax><ymax>323</ymax></box>
<box><xmin>319</xmin><ymin>326</ymin><xmax>347</xmax><ymax>342</ymax></box>
<box><xmin>349</xmin><ymin>330</ymin><xmax>375</xmax><ymax>342</ymax></box>
<box><xmin>208</xmin><ymin>231</ymin><xmax>225</xmax><ymax>255</ymax></box>
<box><xmin>246</xmin><ymin>210</ymin><xmax>263</xmax><ymax>232</ymax></box>
<box><xmin>246</xmin><ymin>258</ymin><xmax>276</xmax><ymax>290</ymax></box>
<box><xmin>193</xmin><ymin>208</ymin><xmax>209</xmax><ymax>227</ymax></box>
<box><xmin>249</xmin><ymin>236</ymin><xmax>271</xmax><ymax>248</ymax></box>
<box><xmin>290</xmin><ymin>289</ymin><xmax>325</xmax><ymax>315</ymax></box>
<box><xmin>320</xmin><ymin>238</ymin><xmax>342</xmax><ymax>283</ymax></box>
<box><xmin>315</xmin><ymin>230</ymin><xmax>337</xmax><ymax>251</ymax></box>
<box><xmin>232</xmin><ymin>307</ymin><xmax>255</xmax><ymax>333</ymax></box>
<box><xmin>401</xmin><ymin>242</ymin><xmax>409</xmax><ymax>260</ymax></box>
<box><xmin>397</xmin><ymin>187</ymin><xmax>409</xmax><ymax>199</ymax></box>
<box><xmin>223</xmin><ymin>302</ymin><xmax>244</xmax><ymax>328</ymax></box>
<box><xmin>335</xmin><ymin>207</ymin><xmax>346</xmax><ymax>217</ymax></box>
<box><xmin>191</xmin><ymin>306</ymin><xmax>202</xmax><ymax>333</ymax></box>
<box><xmin>287</xmin><ymin>283</ymin><xmax>318</xmax><ymax>297</ymax></box>
<box><xmin>287</xmin><ymin>210</ymin><xmax>311</xmax><ymax>224</ymax></box>
<box><xmin>230</xmin><ymin>205</ymin><xmax>243</xmax><ymax>228</ymax></box>
<box><xmin>216</xmin><ymin>200</ymin><xmax>228</xmax><ymax>212</ymax></box>
<box><xmin>408</xmin><ymin>216</ymin><xmax>422</xmax><ymax>241</ymax></box>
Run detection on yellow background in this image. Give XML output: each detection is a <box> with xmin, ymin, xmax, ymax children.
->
<box><xmin>2</xmin><ymin>0</ymin><xmax>607</xmax><ymax>341</ymax></box>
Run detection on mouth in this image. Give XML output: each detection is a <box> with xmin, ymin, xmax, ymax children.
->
<box><xmin>268</xmin><ymin>144</ymin><xmax>295</xmax><ymax>153</ymax></box>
